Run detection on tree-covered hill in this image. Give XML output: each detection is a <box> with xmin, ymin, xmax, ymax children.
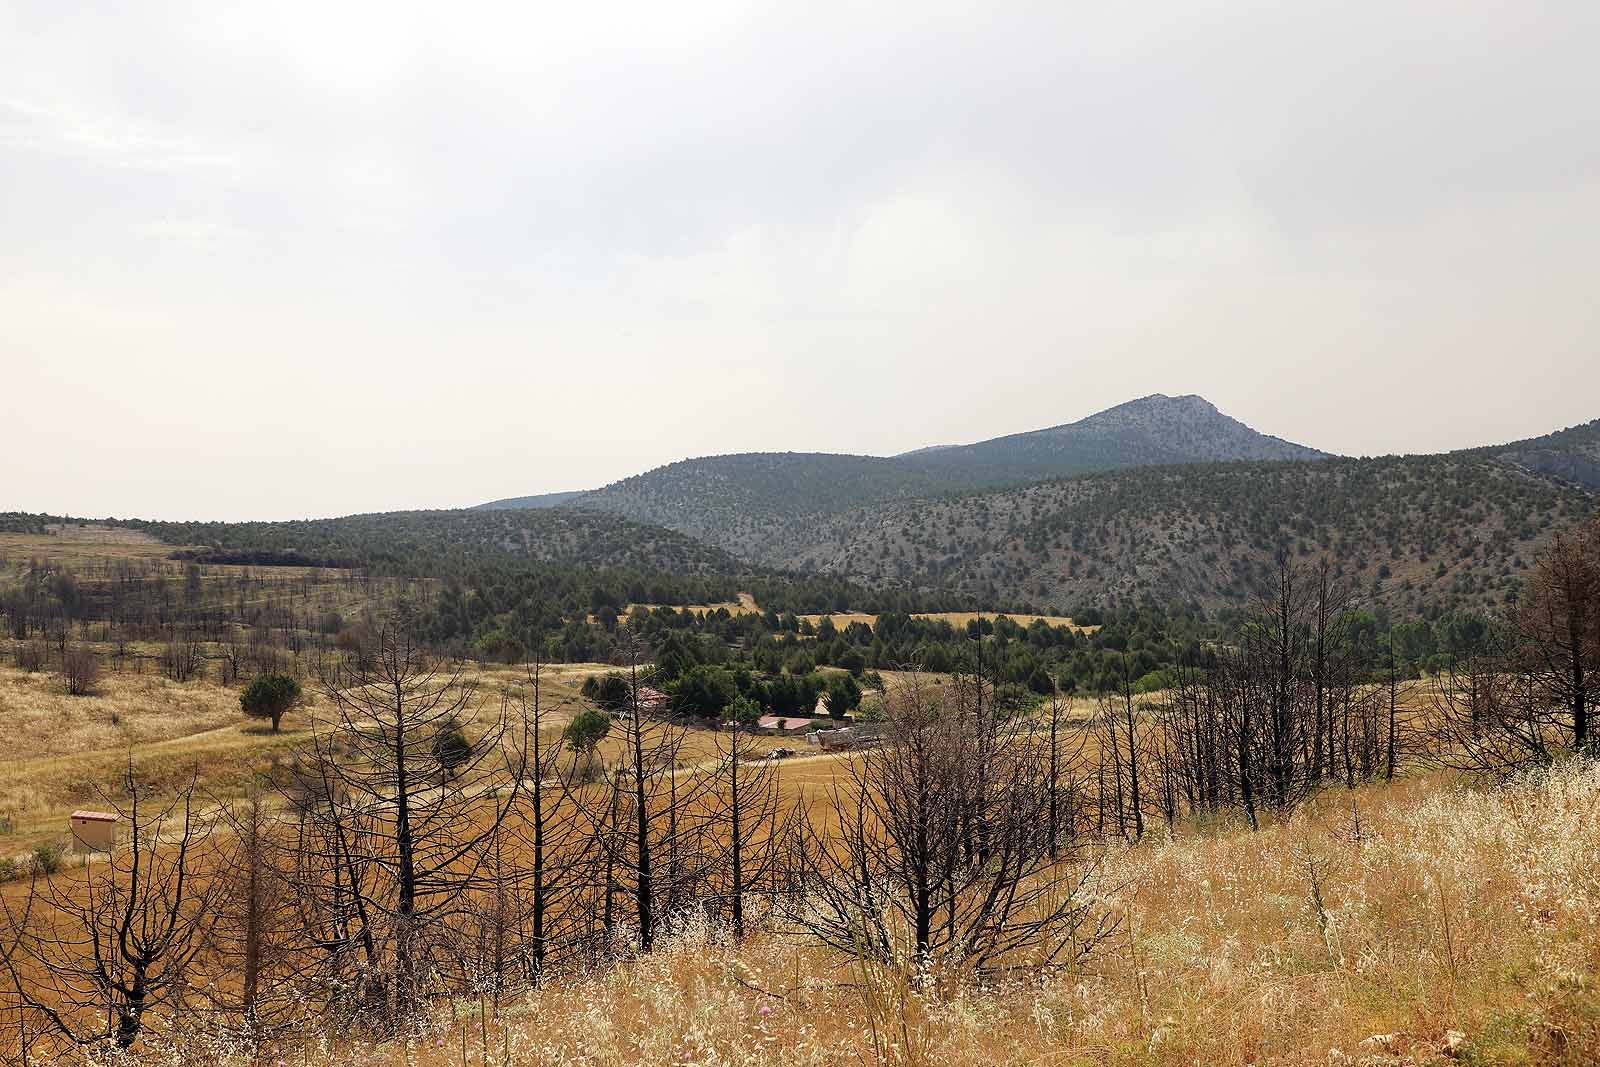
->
<box><xmin>1481</xmin><ymin>416</ymin><xmax>1600</xmax><ymax>490</ymax></box>
<box><xmin>773</xmin><ymin>454</ymin><xmax>1595</xmax><ymax>616</ymax></box>
<box><xmin>476</xmin><ymin>490</ymin><xmax>587</xmax><ymax>510</ymax></box>
<box><xmin>113</xmin><ymin>508</ymin><xmax>743</xmax><ymax>577</ymax></box>
<box><xmin>899</xmin><ymin>392</ymin><xmax>1329</xmax><ymax>484</ymax></box>
<box><xmin>572</xmin><ymin>452</ymin><xmax>967</xmax><ymax>559</ymax></box>
<box><xmin>565</xmin><ymin>394</ymin><xmax>1331</xmax><ymax>557</ymax></box>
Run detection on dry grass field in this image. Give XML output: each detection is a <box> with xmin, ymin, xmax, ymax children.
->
<box><xmin>2</xmin><ymin>614</ymin><xmax>1594</xmax><ymax>1066</ymax></box>
<box><xmin>78</xmin><ymin>761</ymin><xmax>1600</xmax><ymax>1067</ymax></box>
<box><xmin>798</xmin><ymin>610</ymin><xmax>1098</xmax><ymax>634</ymax></box>
<box><xmin>0</xmin><ymin>659</ymin><xmax>618</xmax><ymax>852</ymax></box>
<box><xmin>624</xmin><ymin>589</ymin><xmax>1098</xmax><ymax>635</ymax></box>
<box><xmin>0</xmin><ymin>652</ymin><xmax>929</xmax><ymax>865</ymax></box>
<box><xmin>628</xmin><ymin>592</ymin><xmax>765</xmax><ymax>617</ymax></box>
<box><xmin>0</xmin><ymin>523</ymin><xmax>175</xmax><ymax>567</ymax></box>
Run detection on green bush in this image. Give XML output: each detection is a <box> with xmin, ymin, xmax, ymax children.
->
<box><xmin>31</xmin><ymin>842</ymin><xmax>64</xmax><ymax>875</ymax></box>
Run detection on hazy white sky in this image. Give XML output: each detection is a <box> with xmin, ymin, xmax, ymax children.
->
<box><xmin>3</xmin><ymin>2</ymin><xmax>1597</xmax><ymax>520</ymax></box>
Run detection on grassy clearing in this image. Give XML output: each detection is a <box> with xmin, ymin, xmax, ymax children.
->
<box><xmin>617</xmin><ymin>591</ymin><xmax>1094</xmax><ymax>633</ymax></box>
<box><xmin>628</xmin><ymin>592</ymin><xmax>765</xmax><ymax>617</ymax></box>
<box><xmin>621</xmin><ymin>590</ymin><xmax>1097</xmax><ymax>635</ymax></box>
<box><xmin>0</xmin><ymin>524</ymin><xmax>173</xmax><ymax>566</ymax></box>
<box><xmin>798</xmin><ymin>610</ymin><xmax>1098</xmax><ymax>634</ymax></box>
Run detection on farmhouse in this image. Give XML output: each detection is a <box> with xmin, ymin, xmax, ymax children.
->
<box><xmin>756</xmin><ymin>715</ymin><xmax>814</xmax><ymax>736</ymax></box>
<box><xmin>637</xmin><ymin>686</ymin><xmax>669</xmax><ymax>714</ymax></box>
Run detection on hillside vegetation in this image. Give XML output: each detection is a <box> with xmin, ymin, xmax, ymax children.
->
<box><xmin>116</xmin><ymin>508</ymin><xmax>742</xmax><ymax>576</ymax></box>
<box><xmin>901</xmin><ymin>391</ymin><xmax>1328</xmax><ymax>483</ymax></box>
<box><xmin>477</xmin><ymin>399</ymin><xmax>1599</xmax><ymax>618</ymax></box>
<box><xmin>553</xmin><ymin>395</ymin><xmax>1333</xmax><ymax>559</ymax></box>
<box><xmin>574</xmin><ymin>452</ymin><xmax>963</xmax><ymax>559</ymax></box>
<box><xmin>1485</xmin><ymin>416</ymin><xmax>1600</xmax><ymax>491</ymax></box>
<box><xmin>776</xmin><ymin>454</ymin><xmax>1594</xmax><ymax>614</ymax></box>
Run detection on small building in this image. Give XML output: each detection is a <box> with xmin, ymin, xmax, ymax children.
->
<box><xmin>637</xmin><ymin>687</ymin><xmax>670</xmax><ymax>715</ymax></box>
<box><xmin>69</xmin><ymin>810</ymin><xmax>118</xmax><ymax>854</ymax></box>
<box><xmin>810</xmin><ymin>724</ymin><xmax>884</xmax><ymax>750</ymax></box>
<box><xmin>810</xmin><ymin>728</ymin><xmax>857</xmax><ymax>751</ymax></box>
<box><xmin>756</xmin><ymin>715</ymin><xmax>814</xmax><ymax>736</ymax></box>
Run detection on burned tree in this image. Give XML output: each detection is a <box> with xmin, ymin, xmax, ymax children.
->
<box><xmin>1431</xmin><ymin>521</ymin><xmax>1600</xmax><ymax>778</ymax></box>
<box><xmin>1430</xmin><ymin>622</ymin><xmax>1558</xmax><ymax>780</ymax></box>
<box><xmin>3</xmin><ymin>768</ymin><xmax>217</xmax><ymax>1054</ymax></box>
<box><xmin>198</xmin><ymin>788</ymin><xmax>301</xmax><ymax>1042</ymax></box>
<box><xmin>296</xmin><ymin>612</ymin><xmax>526</xmax><ymax>1026</ymax></box>
<box><xmin>579</xmin><ymin>648</ymin><xmax>714</xmax><ymax>954</ymax></box>
<box><xmin>1043</xmin><ymin>674</ymin><xmax>1087</xmax><ymax>858</ymax></box>
<box><xmin>1095</xmin><ymin>655</ymin><xmax>1145</xmax><ymax>841</ymax></box>
<box><xmin>702</xmin><ymin>707</ymin><xmax>793</xmax><ymax>943</ymax></box>
<box><xmin>790</xmin><ymin>669</ymin><xmax>1112</xmax><ymax>975</ymax></box>
<box><xmin>491</xmin><ymin>661</ymin><xmax>596</xmax><ymax>985</ymax></box>
<box><xmin>1517</xmin><ymin>518</ymin><xmax>1600</xmax><ymax>754</ymax></box>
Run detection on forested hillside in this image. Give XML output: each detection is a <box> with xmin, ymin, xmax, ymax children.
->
<box><xmin>567</xmin><ymin>394</ymin><xmax>1331</xmax><ymax>556</ymax></box>
<box><xmin>48</xmin><ymin>410</ymin><xmax>1598</xmax><ymax>625</ymax></box>
<box><xmin>900</xmin><ymin>392</ymin><xmax>1328</xmax><ymax>483</ymax></box>
<box><xmin>572</xmin><ymin>453</ymin><xmax>964</xmax><ymax>558</ymax></box>
<box><xmin>116</xmin><ymin>508</ymin><xmax>741</xmax><ymax>577</ymax></box>
<box><xmin>1484</xmin><ymin>415</ymin><xmax>1600</xmax><ymax>490</ymax></box>
<box><xmin>476</xmin><ymin>490</ymin><xmax>587</xmax><ymax>510</ymax></box>
<box><xmin>775</xmin><ymin>454</ymin><xmax>1595</xmax><ymax>615</ymax></box>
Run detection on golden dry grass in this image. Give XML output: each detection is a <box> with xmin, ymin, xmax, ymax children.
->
<box><xmin>85</xmin><ymin>761</ymin><xmax>1600</xmax><ymax>1066</ymax></box>
<box><xmin>0</xmin><ymin>657</ymin><xmax>1085</xmax><ymax>860</ymax></box>
<box><xmin>620</xmin><ymin>591</ymin><xmax>1098</xmax><ymax>635</ymax></box>
<box><xmin>627</xmin><ymin>592</ymin><xmax>765</xmax><ymax>618</ymax></box>
<box><xmin>0</xmin><ymin>660</ymin><xmax>621</xmax><ymax>850</ymax></box>
<box><xmin>799</xmin><ymin>610</ymin><xmax>1098</xmax><ymax>634</ymax></box>
<box><xmin>0</xmin><ymin>523</ymin><xmax>173</xmax><ymax>563</ymax></box>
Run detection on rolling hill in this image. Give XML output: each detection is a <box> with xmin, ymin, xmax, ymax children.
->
<box><xmin>769</xmin><ymin>452</ymin><xmax>1595</xmax><ymax>615</ymax></box>
<box><xmin>1481</xmin><ymin>416</ymin><xmax>1600</xmax><ymax>490</ymax></box>
<box><xmin>81</xmin><ymin>402</ymin><xmax>1596</xmax><ymax>621</ymax></box>
<box><xmin>898</xmin><ymin>392</ymin><xmax>1329</xmax><ymax>483</ymax></box>
<box><xmin>477</xmin><ymin>490</ymin><xmax>587</xmax><ymax>511</ymax></box>
<box><xmin>557</xmin><ymin>394</ymin><xmax>1332</xmax><ymax>557</ymax></box>
<box><xmin>457</xmin><ymin>397</ymin><xmax>1598</xmax><ymax>618</ymax></box>
<box><xmin>113</xmin><ymin>508</ymin><xmax>744</xmax><ymax>577</ymax></box>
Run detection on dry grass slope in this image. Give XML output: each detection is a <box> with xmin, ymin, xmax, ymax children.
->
<box><xmin>98</xmin><ymin>762</ymin><xmax>1600</xmax><ymax>1067</ymax></box>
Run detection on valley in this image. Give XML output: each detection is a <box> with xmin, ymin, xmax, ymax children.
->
<box><xmin>4</xmin><ymin>398</ymin><xmax>1598</xmax><ymax>1067</ymax></box>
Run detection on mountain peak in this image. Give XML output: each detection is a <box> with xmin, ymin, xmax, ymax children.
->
<box><xmin>485</xmin><ymin>393</ymin><xmax>1333</xmax><ymax>561</ymax></box>
<box><xmin>1076</xmin><ymin>393</ymin><xmax>1219</xmax><ymax>425</ymax></box>
<box><xmin>906</xmin><ymin>393</ymin><xmax>1331</xmax><ymax>477</ymax></box>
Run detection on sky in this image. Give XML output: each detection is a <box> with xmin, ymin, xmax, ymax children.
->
<box><xmin>3</xmin><ymin>2</ymin><xmax>1597</xmax><ymax>521</ymax></box>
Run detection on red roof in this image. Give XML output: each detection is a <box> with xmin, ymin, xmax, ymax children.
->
<box><xmin>71</xmin><ymin>810</ymin><xmax>119</xmax><ymax>823</ymax></box>
<box><xmin>757</xmin><ymin>716</ymin><xmax>813</xmax><ymax>731</ymax></box>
